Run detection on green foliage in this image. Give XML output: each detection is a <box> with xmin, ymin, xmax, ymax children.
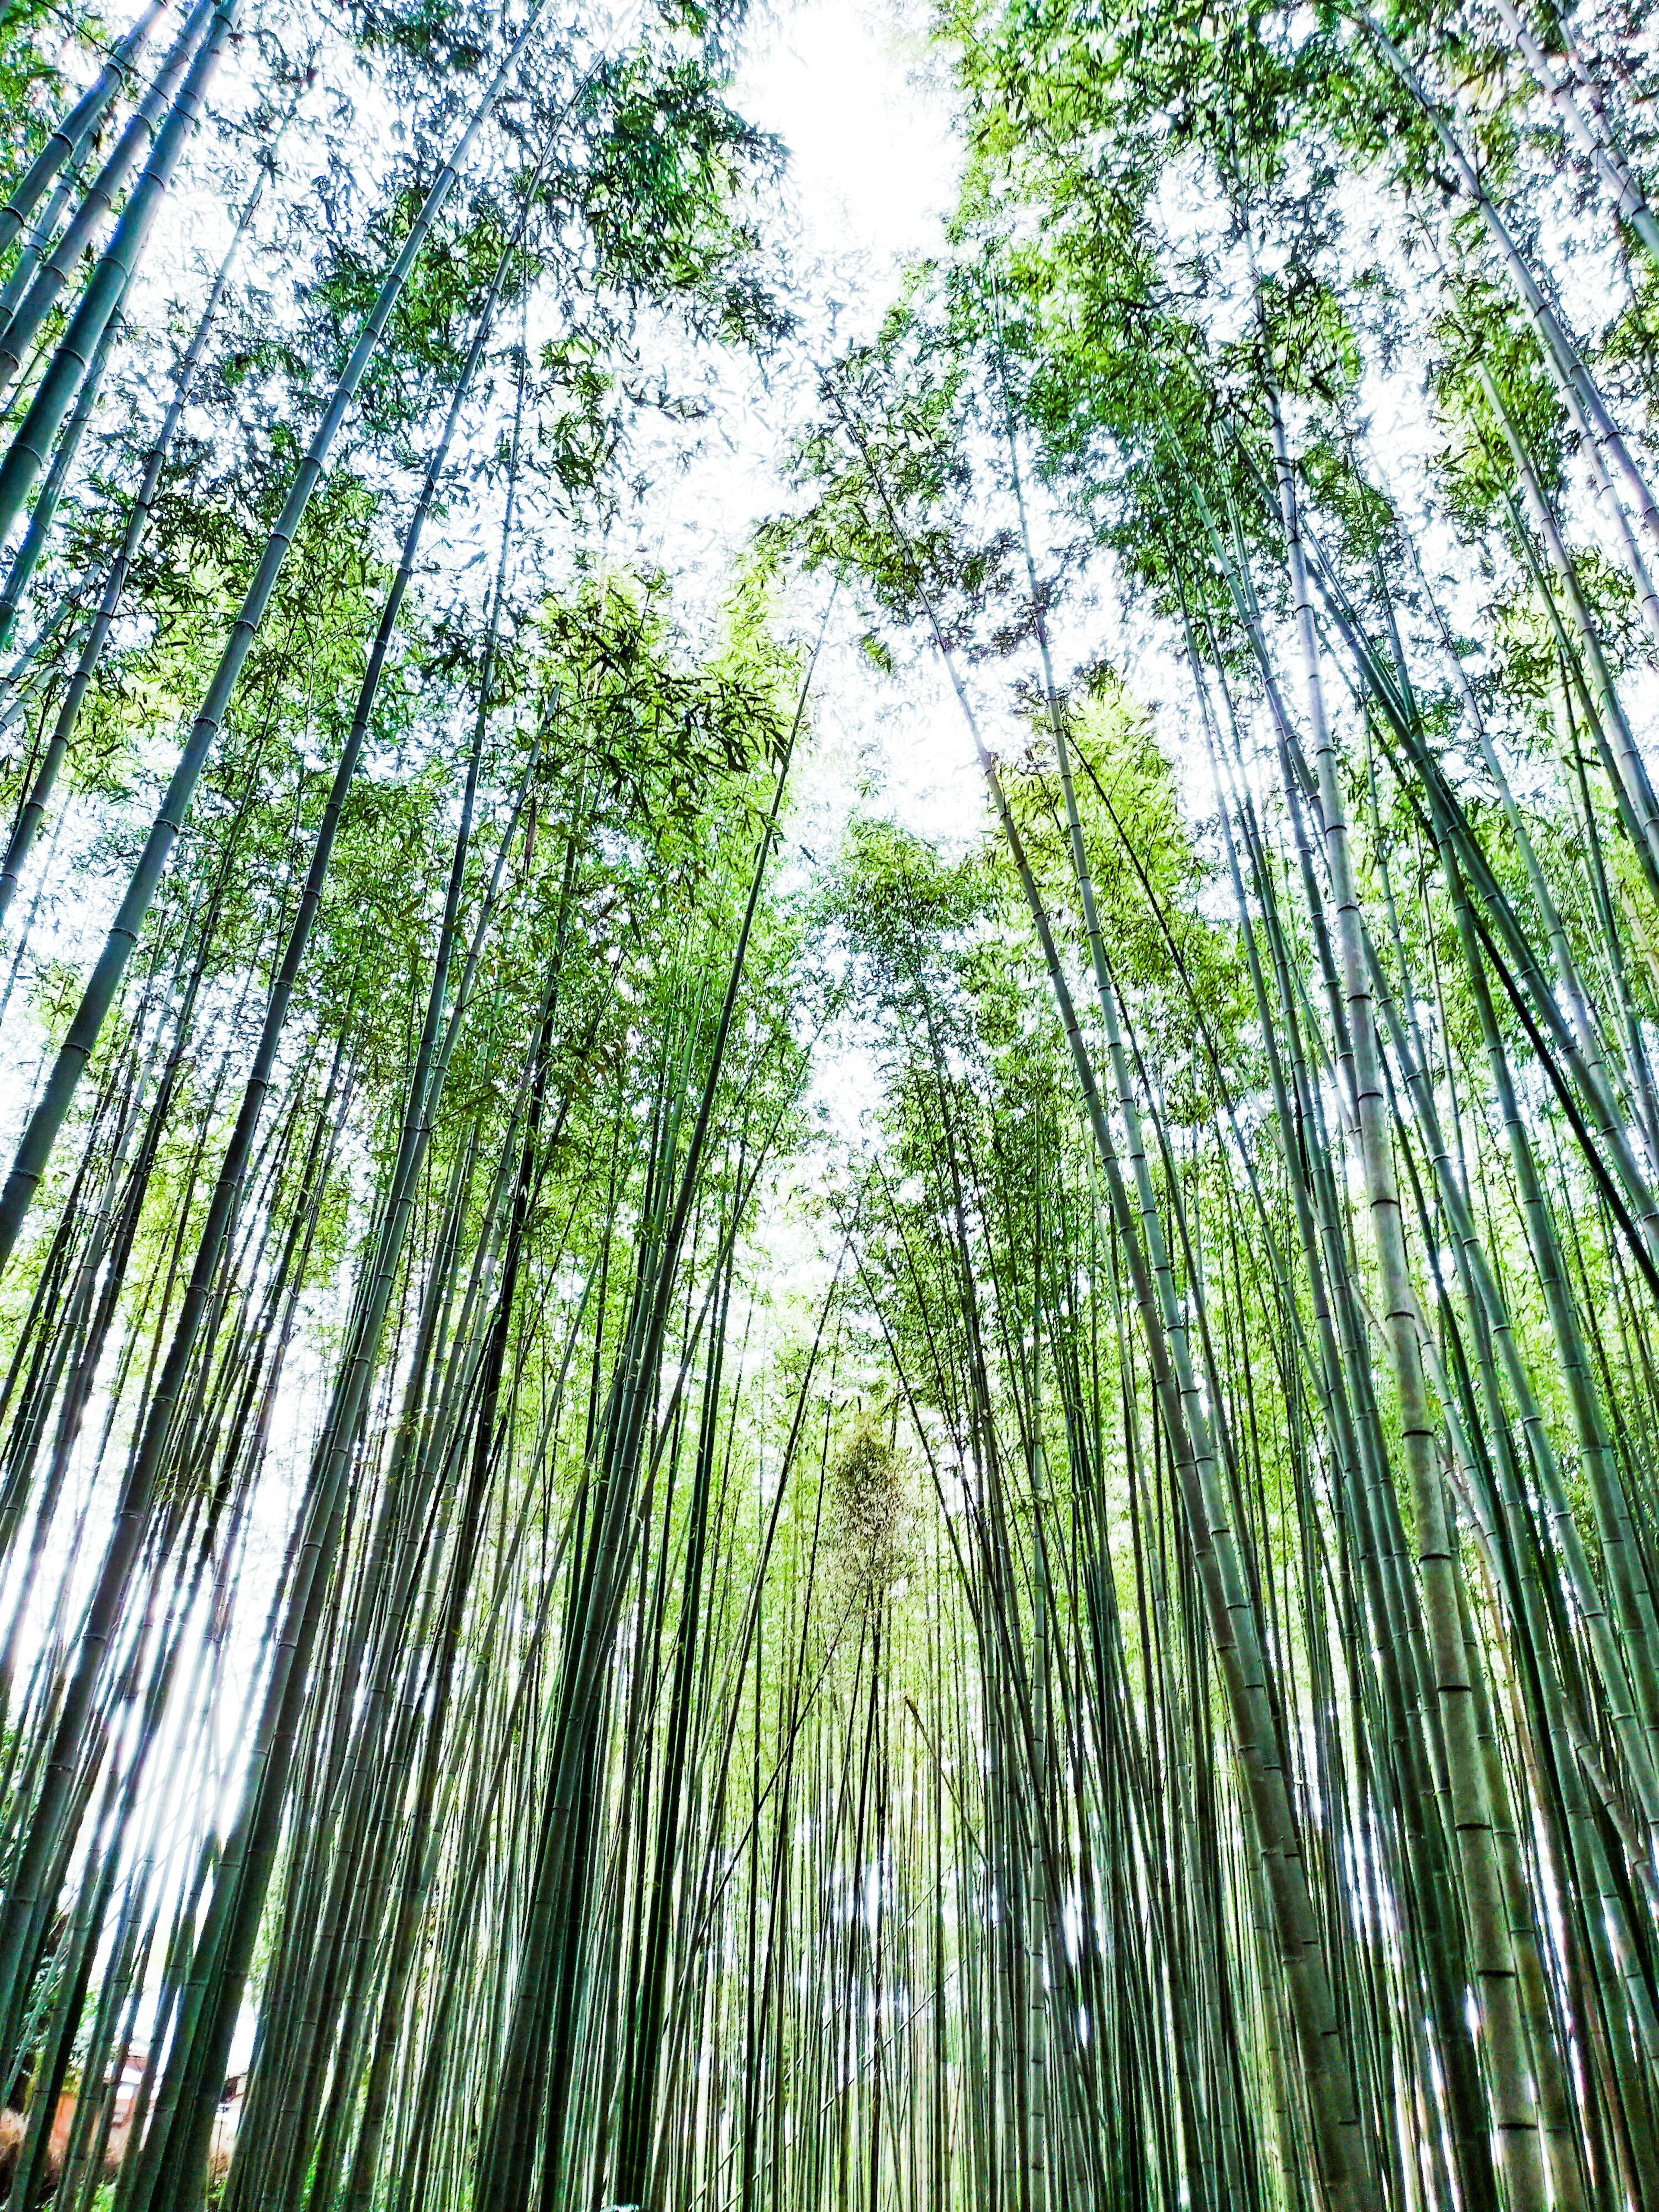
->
<box><xmin>8</xmin><ymin>3</ymin><xmax>1659</xmax><ymax>2211</ymax></box>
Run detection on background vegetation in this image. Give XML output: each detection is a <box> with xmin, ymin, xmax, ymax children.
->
<box><xmin>0</xmin><ymin>0</ymin><xmax>1656</xmax><ymax>2209</ymax></box>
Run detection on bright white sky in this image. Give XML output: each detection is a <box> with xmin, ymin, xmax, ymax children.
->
<box><xmin>737</xmin><ymin>0</ymin><xmax>956</xmax><ymax>294</ymax></box>
<box><xmin>643</xmin><ymin>0</ymin><xmax>997</xmax><ymax>863</ymax></box>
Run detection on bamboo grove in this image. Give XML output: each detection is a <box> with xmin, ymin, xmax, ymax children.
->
<box><xmin>0</xmin><ymin>0</ymin><xmax>1657</xmax><ymax>2208</ymax></box>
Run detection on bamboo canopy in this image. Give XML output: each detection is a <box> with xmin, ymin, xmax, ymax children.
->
<box><xmin>0</xmin><ymin>1</ymin><xmax>1655</xmax><ymax>2208</ymax></box>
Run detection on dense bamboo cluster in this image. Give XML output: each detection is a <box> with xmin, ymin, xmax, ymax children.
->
<box><xmin>787</xmin><ymin>1</ymin><xmax>1659</xmax><ymax>2204</ymax></box>
<box><xmin>1</xmin><ymin>0</ymin><xmax>1659</xmax><ymax>2208</ymax></box>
